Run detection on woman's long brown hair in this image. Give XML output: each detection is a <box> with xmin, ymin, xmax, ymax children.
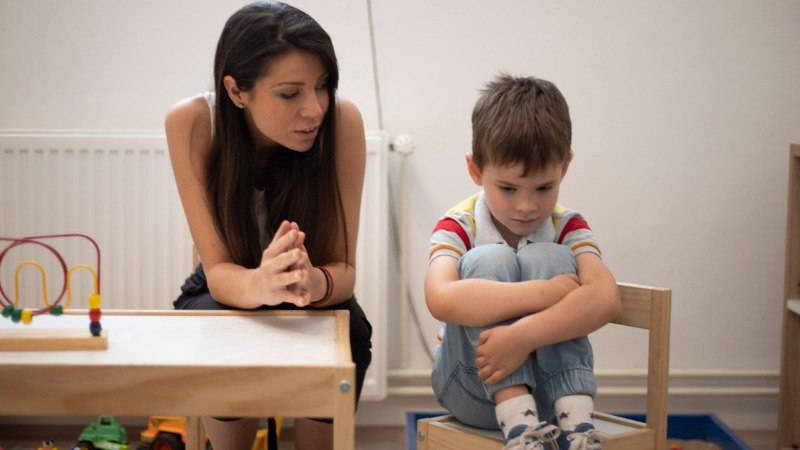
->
<box><xmin>206</xmin><ymin>1</ymin><xmax>346</xmax><ymax>268</ymax></box>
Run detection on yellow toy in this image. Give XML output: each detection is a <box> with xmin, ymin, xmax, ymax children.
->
<box><xmin>37</xmin><ymin>440</ymin><xmax>57</xmax><ymax>450</ymax></box>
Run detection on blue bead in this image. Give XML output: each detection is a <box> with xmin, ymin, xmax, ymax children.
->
<box><xmin>2</xmin><ymin>304</ymin><xmax>13</xmax><ymax>317</ymax></box>
<box><xmin>90</xmin><ymin>321</ymin><xmax>102</xmax><ymax>336</ymax></box>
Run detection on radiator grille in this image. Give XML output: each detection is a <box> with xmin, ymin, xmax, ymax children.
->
<box><xmin>0</xmin><ymin>130</ymin><xmax>387</xmax><ymax>399</ymax></box>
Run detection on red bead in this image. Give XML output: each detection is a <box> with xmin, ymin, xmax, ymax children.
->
<box><xmin>89</xmin><ymin>308</ymin><xmax>101</xmax><ymax>322</ymax></box>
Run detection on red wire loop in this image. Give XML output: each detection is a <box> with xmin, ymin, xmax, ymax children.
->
<box><xmin>0</xmin><ymin>234</ymin><xmax>101</xmax><ymax>316</ymax></box>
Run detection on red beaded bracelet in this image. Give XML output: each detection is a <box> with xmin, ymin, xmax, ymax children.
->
<box><xmin>315</xmin><ymin>266</ymin><xmax>334</xmax><ymax>305</ymax></box>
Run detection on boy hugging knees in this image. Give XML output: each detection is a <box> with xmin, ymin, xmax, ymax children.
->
<box><xmin>424</xmin><ymin>74</ymin><xmax>621</xmax><ymax>450</ymax></box>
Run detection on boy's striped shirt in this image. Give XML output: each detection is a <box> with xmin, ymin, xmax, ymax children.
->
<box><xmin>429</xmin><ymin>191</ymin><xmax>601</xmax><ymax>261</ymax></box>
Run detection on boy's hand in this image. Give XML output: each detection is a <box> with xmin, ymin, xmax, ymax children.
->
<box><xmin>475</xmin><ymin>324</ymin><xmax>531</xmax><ymax>385</ymax></box>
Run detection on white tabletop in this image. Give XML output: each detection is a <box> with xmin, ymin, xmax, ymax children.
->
<box><xmin>0</xmin><ymin>311</ymin><xmax>338</xmax><ymax>366</ymax></box>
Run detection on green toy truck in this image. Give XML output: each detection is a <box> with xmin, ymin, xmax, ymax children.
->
<box><xmin>73</xmin><ymin>416</ymin><xmax>129</xmax><ymax>450</ymax></box>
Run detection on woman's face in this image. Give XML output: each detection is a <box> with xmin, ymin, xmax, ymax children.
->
<box><xmin>238</xmin><ymin>50</ymin><xmax>330</xmax><ymax>152</ymax></box>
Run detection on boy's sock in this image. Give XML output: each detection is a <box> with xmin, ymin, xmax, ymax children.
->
<box><xmin>555</xmin><ymin>395</ymin><xmax>609</xmax><ymax>449</ymax></box>
<box><xmin>495</xmin><ymin>394</ymin><xmax>543</xmax><ymax>441</ymax></box>
<box><xmin>554</xmin><ymin>394</ymin><xmax>594</xmax><ymax>432</ymax></box>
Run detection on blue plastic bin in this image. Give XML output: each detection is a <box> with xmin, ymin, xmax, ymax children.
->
<box><xmin>406</xmin><ymin>411</ymin><xmax>446</xmax><ymax>450</ymax></box>
<box><xmin>619</xmin><ymin>414</ymin><xmax>751</xmax><ymax>450</ymax></box>
<box><xmin>406</xmin><ymin>412</ymin><xmax>751</xmax><ymax>450</ymax></box>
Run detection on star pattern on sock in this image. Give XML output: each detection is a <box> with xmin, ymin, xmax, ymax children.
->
<box><xmin>559</xmin><ymin>411</ymin><xmax>570</xmax><ymax>420</ymax></box>
<box><xmin>500</xmin><ymin>421</ymin><xmax>505</xmax><ymax>428</ymax></box>
<box><xmin>523</xmin><ymin>409</ymin><xmax>537</xmax><ymax>417</ymax></box>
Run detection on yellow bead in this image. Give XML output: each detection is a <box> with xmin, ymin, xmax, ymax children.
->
<box><xmin>88</xmin><ymin>294</ymin><xmax>101</xmax><ymax>309</ymax></box>
<box><xmin>21</xmin><ymin>308</ymin><xmax>32</xmax><ymax>324</ymax></box>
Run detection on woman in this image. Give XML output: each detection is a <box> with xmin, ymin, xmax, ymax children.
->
<box><xmin>165</xmin><ymin>2</ymin><xmax>372</xmax><ymax>448</ymax></box>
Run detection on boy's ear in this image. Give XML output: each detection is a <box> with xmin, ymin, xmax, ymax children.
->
<box><xmin>223</xmin><ymin>75</ymin><xmax>245</xmax><ymax>108</ymax></box>
<box><xmin>466</xmin><ymin>154</ymin><xmax>483</xmax><ymax>186</ymax></box>
<box><xmin>561</xmin><ymin>153</ymin><xmax>573</xmax><ymax>178</ymax></box>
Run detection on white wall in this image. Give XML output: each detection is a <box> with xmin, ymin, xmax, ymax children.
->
<box><xmin>0</xmin><ymin>0</ymin><xmax>379</xmax><ymax>130</ymax></box>
<box><xmin>372</xmin><ymin>0</ymin><xmax>800</xmax><ymax>375</ymax></box>
<box><xmin>3</xmin><ymin>0</ymin><xmax>800</xmax><ymax>429</ymax></box>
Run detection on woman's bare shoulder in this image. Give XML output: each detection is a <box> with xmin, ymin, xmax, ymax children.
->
<box><xmin>166</xmin><ymin>95</ymin><xmax>211</xmax><ymax>133</ymax></box>
<box><xmin>335</xmin><ymin>97</ymin><xmax>363</xmax><ymax>128</ymax></box>
<box><xmin>334</xmin><ymin>97</ymin><xmax>365</xmax><ymax>148</ymax></box>
<box><xmin>165</xmin><ymin>94</ymin><xmax>213</xmax><ymax>160</ymax></box>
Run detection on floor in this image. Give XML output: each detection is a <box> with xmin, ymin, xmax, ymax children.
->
<box><xmin>0</xmin><ymin>424</ymin><xmax>776</xmax><ymax>450</ymax></box>
<box><xmin>0</xmin><ymin>424</ymin><xmax>405</xmax><ymax>450</ymax></box>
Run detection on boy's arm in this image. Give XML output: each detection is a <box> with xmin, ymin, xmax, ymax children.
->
<box><xmin>424</xmin><ymin>255</ymin><xmax>579</xmax><ymax>327</ymax></box>
<box><xmin>475</xmin><ymin>252</ymin><xmax>621</xmax><ymax>384</ymax></box>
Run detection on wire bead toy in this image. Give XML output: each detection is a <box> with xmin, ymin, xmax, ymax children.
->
<box><xmin>0</xmin><ymin>234</ymin><xmax>102</xmax><ymax>336</ymax></box>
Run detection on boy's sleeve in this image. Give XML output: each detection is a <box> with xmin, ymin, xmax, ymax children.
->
<box><xmin>555</xmin><ymin>209</ymin><xmax>602</xmax><ymax>257</ymax></box>
<box><xmin>429</xmin><ymin>214</ymin><xmax>472</xmax><ymax>261</ymax></box>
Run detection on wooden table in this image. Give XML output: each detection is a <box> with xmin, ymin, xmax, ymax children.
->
<box><xmin>0</xmin><ymin>310</ymin><xmax>355</xmax><ymax>449</ymax></box>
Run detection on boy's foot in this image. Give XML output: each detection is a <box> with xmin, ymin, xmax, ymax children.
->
<box><xmin>558</xmin><ymin>422</ymin><xmax>608</xmax><ymax>449</ymax></box>
<box><xmin>503</xmin><ymin>423</ymin><xmax>561</xmax><ymax>450</ymax></box>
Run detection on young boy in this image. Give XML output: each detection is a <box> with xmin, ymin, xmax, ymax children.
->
<box><xmin>425</xmin><ymin>75</ymin><xmax>621</xmax><ymax>450</ymax></box>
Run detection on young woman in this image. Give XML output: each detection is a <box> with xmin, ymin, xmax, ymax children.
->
<box><xmin>165</xmin><ymin>2</ymin><xmax>372</xmax><ymax>448</ymax></box>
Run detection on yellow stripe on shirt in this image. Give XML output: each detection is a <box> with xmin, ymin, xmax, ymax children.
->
<box><xmin>571</xmin><ymin>241</ymin><xmax>601</xmax><ymax>254</ymax></box>
<box><xmin>429</xmin><ymin>243</ymin><xmax>464</xmax><ymax>258</ymax></box>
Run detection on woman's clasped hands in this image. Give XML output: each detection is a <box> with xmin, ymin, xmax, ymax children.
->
<box><xmin>253</xmin><ymin>220</ymin><xmax>317</xmax><ymax>307</ymax></box>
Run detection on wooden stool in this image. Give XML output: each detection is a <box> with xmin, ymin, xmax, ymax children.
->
<box><xmin>417</xmin><ymin>282</ymin><xmax>671</xmax><ymax>450</ymax></box>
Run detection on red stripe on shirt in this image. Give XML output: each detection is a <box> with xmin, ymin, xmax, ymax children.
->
<box><xmin>558</xmin><ymin>216</ymin><xmax>591</xmax><ymax>244</ymax></box>
<box><xmin>433</xmin><ymin>217</ymin><xmax>472</xmax><ymax>251</ymax></box>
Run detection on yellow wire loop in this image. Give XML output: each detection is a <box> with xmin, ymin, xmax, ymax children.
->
<box><xmin>13</xmin><ymin>260</ymin><xmax>49</xmax><ymax>307</ymax></box>
<box><xmin>66</xmin><ymin>264</ymin><xmax>99</xmax><ymax>308</ymax></box>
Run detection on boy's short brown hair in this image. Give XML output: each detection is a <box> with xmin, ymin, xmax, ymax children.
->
<box><xmin>471</xmin><ymin>74</ymin><xmax>572</xmax><ymax>173</ymax></box>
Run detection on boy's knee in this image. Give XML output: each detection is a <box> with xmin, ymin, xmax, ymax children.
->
<box><xmin>458</xmin><ymin>244</ymin><xmax>520</xmax><ymax>282</ymax></box>
<box><xmin>517</xmin><ymin>242</ymin><xmax>576</xmax><ymax>280</ymax></box>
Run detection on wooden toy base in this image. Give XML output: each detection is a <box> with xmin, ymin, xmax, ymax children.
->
<box><xmin>0</xmin><ymin>328</ymin><xmax>108</xmax><ymax>351</ymax></box>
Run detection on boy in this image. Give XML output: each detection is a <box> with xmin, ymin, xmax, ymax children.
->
<box><xmin>425</xmin><ymin>75</ymin><xmax>621</xmax><ymax>450</ymax></box>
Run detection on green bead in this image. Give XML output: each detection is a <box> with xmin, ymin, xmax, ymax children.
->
<box><xmin>11</xmin><ymin>308</ymin><xmax>21</xmax><ymax>323</ymax></box>
<box><xmin>2</xmin><ymin>304</ymin><xmax>14</xmax><ymax>318</ymax></box>
<box><xmin>50</xmin><ymin>305</ymin><xmax>63</xmax><ymax>316</ymax></box>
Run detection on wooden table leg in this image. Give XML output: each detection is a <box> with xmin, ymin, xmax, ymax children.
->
<box><xmin>186</xmin><ymin>416</ymin><xmax>204</xmax><ymax>450</ymax></box>
<box><xmin>333</xmin><ymin>378</ymin><xmax>355</xmax><ymax>450</ymax></box>
<box><xmin>333</xmin><ymin>411</ymin><xmax>354</xmax><ymax>450</ymax></box>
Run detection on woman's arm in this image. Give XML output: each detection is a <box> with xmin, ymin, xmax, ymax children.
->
<box><xmin>308</xmin><ymin>98</ymin><xmax>366</xmax><ymax>307</ymax></box>
<box><xmin>165</xmin><ymin>96</ymin><xmax>309</xmax><ymax>308</ymax></box>
<box><xmin>424</xmin><ymin>255</ymin><xmax>580</xmax><ymax>327</ymax></box>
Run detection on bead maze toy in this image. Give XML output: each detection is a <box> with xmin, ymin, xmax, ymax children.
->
<box><xmin>0</xmin><ymin>233</ymin><xmax>107</xmax><ymax>350</ymax></box>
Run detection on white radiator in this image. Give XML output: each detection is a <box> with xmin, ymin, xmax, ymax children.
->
<box><xmin>0</xmin><ymin>129</ymin><xmax>388</xmax><ymax>400</ymax></box>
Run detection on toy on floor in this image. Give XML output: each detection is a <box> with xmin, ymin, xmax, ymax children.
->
<box><xmin>251</xmin><ymin>421</ymin><xmax>282</xmax><ymax>450</ymax></box>
<box><xmin>138</xmin><ymin>416</ymin><xmax>207</xmax><ymax>450</ymax></box>
<box><xmin>73</xmin><ymin>416</ymin><xmax>128</xmax><ymax>450</ymax></box>
<box><xmin>38</xmin><ymin>440</ymin><xmax>57</xmax><ymax>450</ymax></box>
<box><xmin>0</xmin><ymin>234</ymin><xmax>103</xmax><ymax>336</ymax></box>
<box><xmin>669</xmin><ymin>440</ymin><xmax>722</xmax><ymax>450</ymax></box>
<box><xmin>139</xmin><ymin>416</ymin><xmax>282</xmax><ymax>450</ymax></box>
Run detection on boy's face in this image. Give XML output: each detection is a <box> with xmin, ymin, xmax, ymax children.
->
<box><xmin>467</xmin><ymin>155</ymin><xmax>570</xmax><ymax>247</ymax></box>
